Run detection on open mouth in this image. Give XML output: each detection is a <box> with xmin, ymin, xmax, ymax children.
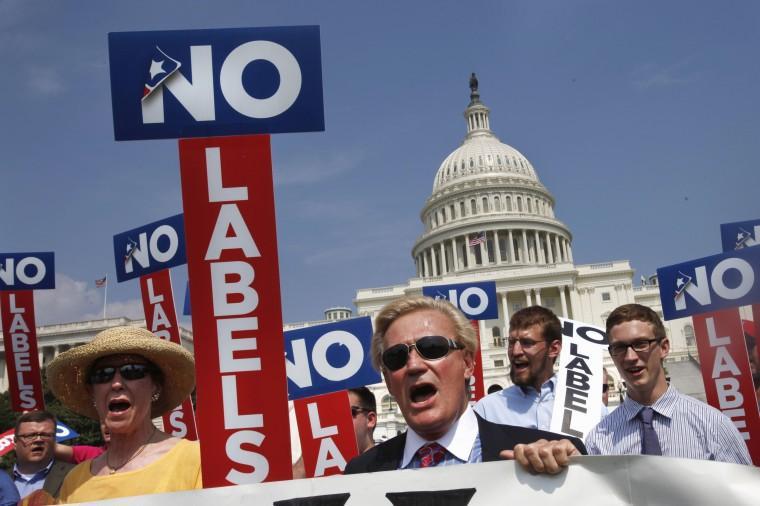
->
<box><xmin>410</xmin><ymin>383</ymin><xmax>437</xmax><ymax>404</ymax></box>
<box><xmin>626</xmin><ymin>366</ymin><xmax>645</xmax><ymax>377</ymax></box>
<box><xmin>511</xmin><ymin>361</ymin><xmax>529</xmax><ymax>373</ymax></box>
<box><xmin>108</xmin><ymin>399</ymin><xmax>132</xmax><ymax>413</ymax></box>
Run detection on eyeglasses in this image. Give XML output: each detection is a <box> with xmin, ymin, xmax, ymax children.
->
<box><xmin>350</xmin><ymin>405</ymin><xmax>372</xmax><ymax>418</ymax></box>
<box><xmin>16</xmin><ymin>432</ymin><xmax>54</xmax><ymax>443</ymax></box>
<box><xmin>88</xmin><ymin>363</ymin><xmax>154</xmax><ymax>384</ymax></box>
<box><xmin>602</xmin><ymin>384</ymin><xmax>610</xmax><ymax>393</ymax></box>
<box><xmin>608</xmin><ymin>339</ymin><xmax>663</xmax><ymax>358</ymax></box>
<box><xmin>507</xmin><ymin>337</ymin><xmax>546</xmax><ymax>350</ymax></box>
<box><xmin>381</xmin><ymin>335</ymin><xmax>465</xmax><ymax>371</ymax></box>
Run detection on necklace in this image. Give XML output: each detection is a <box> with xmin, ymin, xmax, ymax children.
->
<box><xmin>106</xmin><ymin>427</ymin><xmax>157</xmax><ymax>475</ymax></box>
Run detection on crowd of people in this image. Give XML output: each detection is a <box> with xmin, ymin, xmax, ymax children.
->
<box><xmin>1</xmin><ymin>297</ymin><xmax>756</xmax><ymax>503</ymax></box>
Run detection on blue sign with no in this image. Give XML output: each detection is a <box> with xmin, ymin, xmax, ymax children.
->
<box><xmin>109</xmin><ymin>25</ymin><xmax>324</xmax><ymax>140</ymax></box>
<box><xmin>284</xmin><ymin>316</ymin><xmax>380</xmax><ymax>400</ymax></box>
<box><xmin>422</xmin><ymin>281</ymin><xmax>498</xmax><ymax>320</ymax></box>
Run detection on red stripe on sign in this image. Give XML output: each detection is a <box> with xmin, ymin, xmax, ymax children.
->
<box><xmin>0</xmin><ymin>291</ymin><xmax>45</xmax><ymax>411</ymax></box>
<box><xmin>468</xmin><ymin>320</ymin><xmax>485</xmax><ymax>403</ymax></box>
<box><xmin>294</xmin><ymin>391</ymin><xmax>358</xmax><ymax>477</ymax></box>
<box><xmin>140</xmin><ymin>270</ymin><xmax>198</xmax><ymax>441</ymax></box>
<box><xmin>179</xmin><ymin>134</ymin><xmax>291</xmax><ymax>487</ymax></box>
<box><xmin>692</xmin><ymin>308</ymin><xmax>760</xmax><ymax>465</ymax></box>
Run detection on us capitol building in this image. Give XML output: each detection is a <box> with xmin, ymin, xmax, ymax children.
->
<box><xmin>1</xmin><ymin>77</ymin><xmax>700</xmax><ymax>442</ymax></box>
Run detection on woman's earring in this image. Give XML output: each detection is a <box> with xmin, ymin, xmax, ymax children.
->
<box><xmin>151</xmin><ymin>391</ymin><xmax>160</xmax><ymax>402</ymax></box>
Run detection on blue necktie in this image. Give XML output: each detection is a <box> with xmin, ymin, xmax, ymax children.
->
<box><xmin>639</xmin><ymin>407</ymin><xmax>662</xmax><ymax>456</ymax></box>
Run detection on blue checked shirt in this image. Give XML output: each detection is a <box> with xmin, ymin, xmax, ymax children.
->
<box><xmin>401</xmin><ymin>407</ymin><xmax>483</xmax><ymax>469</ymax></box>
<box><xmin>585</xmin><ymin>386</ymin><xmax>751</xmax><ymax>464</ymax></box>
<box><xmin>473</xmin><ymin>375</ymin><xmax>558</xmax><ymax>430</ymax></box>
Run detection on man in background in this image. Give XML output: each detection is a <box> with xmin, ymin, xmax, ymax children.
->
<box><xmin>474</xmin><ymin>306</ymin><xmax>562</xmax><ymax>430</ymax></box>
<box><xmin>10</xmin><ymin>411</ymin><xmax>74</xmax><ymax>500</ymax></box>
<box><xmin>348</xmin><ymin>387</ymin><xmax>377</xmax><ymax>454</ymax></box>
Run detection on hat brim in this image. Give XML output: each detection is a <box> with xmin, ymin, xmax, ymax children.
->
<box><xmin>47</xmin><ymin>326</ymin><xmax>195</xmax><ymax>420</ymax></box>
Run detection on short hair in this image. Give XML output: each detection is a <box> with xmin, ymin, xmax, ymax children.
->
<box><xmin>349</xmin><ymin>386</ymin><xmax>377</xmax><ymax>413</ymax></box>
<box><xmin>14</xmin><ymin>410</ymin><xmax>57</xmax><ymax>436</ymax></box>
<box><xmin>509</xmin><ymin>306</ymin><xmax>561</xmax><ymax>344</ymax></box>
<box><xmin>371</xmin><ymin>295</ymin><xmax>477</xmax><ymax>371</ymax></box>
<box><xmin>606</xmin><ymin>303</ymin><xmax>666</xmax><ymax>340</ymax></box>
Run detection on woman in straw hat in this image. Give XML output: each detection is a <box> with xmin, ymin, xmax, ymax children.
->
<box><xmin>46</xmin><ymin>326</ymin><xmax>201</xmax><ymax>503</ymax></box>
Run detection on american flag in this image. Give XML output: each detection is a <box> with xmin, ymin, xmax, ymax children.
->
<box><xmin>469</xmin><ymin>232</ymin><xmax>486</xmax><ymax>246</ymax></box>
<box><xmin>142</xmin><ymin>46</ymin><xmax>181</xmax><ymax>100</ymax></box>
<box><xmin>95</xmin><ymin>277</ymin><xmax>107</xmax><ymax>288</ymax></box>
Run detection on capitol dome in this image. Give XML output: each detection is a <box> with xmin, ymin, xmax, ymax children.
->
<box><xmin>411</xmin><ymin>74</ymin><xmax>574</xmax><ymax>277</ymax></box>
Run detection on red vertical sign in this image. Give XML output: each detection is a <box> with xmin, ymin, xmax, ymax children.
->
<box><xmin>469</xmin><ymin>320</ymin><xmax>486</xmax><ymax>402</ymax></box>
<box><xmin>294</xmin><ymin>391</ymin><xmax>358</xmax><ymax>477</ymax></box>
<box><xmin>0</xmin><ymin>291</ymin><xmax>45</xmax><ymax>411</ymax></box>
<box><xmin>179</xmin><ymin>134</ymin><xmax>291</xmax><ymax>486</ymax></box>
<box><xmin>692</xmin><ymin>308</ymin><xmax>760</xmax><ymax>465</ymax></box>
<box><xmin>140</xmin><ymin>269</ymin><xmax>198</xmax><ymax>441</ymax></box>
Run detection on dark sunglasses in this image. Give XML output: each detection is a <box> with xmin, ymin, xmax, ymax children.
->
<box><xmin>88</xmin><ymin>363</ymin><xmax>154</xmax><ymax>384</ymax></box>
<box><xmin>381</xmin><ymin>335</ymin><xmax>465</xmax><ymax>371</ymax></box>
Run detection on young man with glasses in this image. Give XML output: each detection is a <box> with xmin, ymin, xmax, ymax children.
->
<box><xmin>473</xmin><ymin>306</ymin><xmax>564</xmax><ymax>430</ymax></box>
<box><xmin>511</xmin><ymin>303</ymin><xmax>751</xmax><ymax>471</ymax></box>
<box><xmin>344</xmin><ymin>296</ymin><xmax>585</xmax><ymax>474</ymax></box>
<box><xmin>10</xmin><ymin>411</ymin><xmax>74</xmax><ymax>500</ymax></box>
<box><xmin>348</xmin><ymin>387</ymin><xmax>377</xmax><ymax>454</ymax></box>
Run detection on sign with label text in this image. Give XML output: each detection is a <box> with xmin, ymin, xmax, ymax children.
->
<box><xmin>692</xmin><ymin>309</ymin><xmax>760</xmax><ymax>465</ymax></box>
<box><xmin>721</xmin><ymin>218</ymin><xmax>760</xmax><ymax>252</ymax></box>
<box><xmin>657</xmin><ymin>246</ymin><xmax>760</xmax><ymax>320</ymax></box>
<box><xmin>114</xmin><ymin>214</ymin><xmax>187</xmax><ymax>282</ymax></box>
<box><xmin>285</xmin><ymin>317</ymin><xmax>379</xmax><ymax>400</ymax></box>
<box><xmin>140</xmin><ymin>269</ymin><xmax>198</xmax><ymax>440</ymax></box>
<box><xmin>109</xmin><ymin>26</ymin><xmax>324</xmax><ymax>140</ymax></box>
<box><xmin>0</xmin><ymin>291</ymin><xmax>45</xmax><ymax>411</ymax></box>
<box><xmin>294</xmin><ymin>391</ymin><xmax>358</xmax><ymax>478</ymax></box>
<box><xmin>0</xmin><ymin>252</ymin><xmax>54</xmax><ymax>291</ymax></box>
<box><xmin>423</xmin><ymin>281</ymin><xmax>498</xmax><ymax>320</ymax></box>
<box><xmin>551</xmin><ymin>318</ymin><xmax>606</xmax><ymax>440</ymax></box>
<box><xmin>468</xmin><ymin>321</ymin><xmax>485</xmax><ymax>403</ymax></box>
<box><xmin>180</xmin><ymin>134</ymin><xmax>291</xmax><ymax>486</ymax></box>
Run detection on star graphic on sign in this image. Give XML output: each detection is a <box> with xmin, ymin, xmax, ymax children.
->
<box><xmin>149</xmin><ymin>59</ymin><xmax>166</xmax><ymax>79</ymax></box>
<box><xmin>674</xmin><ymin>271</ymin><xmax>692</xmax><ymax>298</ymax></box>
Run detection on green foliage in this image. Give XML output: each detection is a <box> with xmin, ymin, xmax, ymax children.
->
<box><xmin>0</xmin><ymin>368</ymin><xmax>103</xmax><ymax>472</ymax></box>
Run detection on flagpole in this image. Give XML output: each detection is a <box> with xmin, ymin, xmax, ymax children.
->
<box><xmin>103</xmin><ymin>276</ymin><xmax>108</xmax><ymax>320</ymax></box>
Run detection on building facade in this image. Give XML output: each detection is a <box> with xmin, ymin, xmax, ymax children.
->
<box><xmin>351</xmin><ymin>78</ymin><xmax>699</xmax><ymax>440</ymax></box>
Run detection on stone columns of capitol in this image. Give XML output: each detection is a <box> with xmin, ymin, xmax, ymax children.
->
<box><xmin>467</xmin><ymin>235</ymin><xmax>475</xmax><ymax>268</ymax></box>
<box><xmin>546</xmin><ymin>232</ymin><xmax>554</xmax><ymax>263</ymax></box>
<box><xmin>559</xmin><ymin>285</ymin><xmax>568</xmax><ymax>318</ymax></box>
<box><xmin>524</xmin><ymin>289</ymin><xmax>532</xmax><ymax>307</ymax></box>
<box><xmin>534</xmin><ymin>288</ymin><xmax>542</xmax><ymax>306</ymax></box>
<box><xmin>423</xmin><ymin>250</ymin><xmax>431</xmax><ymax>278</ymax></box>
<box><xmin>440</xmin><ymin>242</ymin><xmax>447</xmax><ymax>275</ymax></box>
<box><xmin>567</xmin><ymin>240</ymin><xmax>574</xmax><ymax>263</ymax></box>
<box><xmin>508</xmin><ymin>229</ymin><xmax>515</xmax><ymax>264</ymax></box>
<box><xmin>494</xmin><ymin>230</ymin><xmax>503</xmax><ymax>265</ymax></box>
<box><xmin>451</xmin><ymin>238</ymin><xmax>459</xmax><ymax>272</ymax></box>
<box><xmin>534</xmin><ymin>230</ymin><xmax>544</xmax><ymax>264</ymax></box>
<box><xmin>521</xmin><ymin>230</ymin><xmax>530</xmax><ymax>264</ymax></box>
<box><xmin>561</xmin><ymin>240</ymin><xmax>568</xmax><ymax>263</ymax></box>
<box><xmin>501</xmin><ymin>291</ymin><xmax>510</xmax><ymax>323</ymax></box>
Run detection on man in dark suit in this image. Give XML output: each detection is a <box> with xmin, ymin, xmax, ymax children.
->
<box><xmin>10</xmin><ymin>410</ymin><xmax>74</xmax><ymax>500</ymax></box>
<box><xmin>345</xmin><ymin>296</ymin><xmax>584</xmax><ymax>474</ymax></box>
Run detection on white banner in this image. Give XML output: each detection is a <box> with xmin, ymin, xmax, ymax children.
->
<box><xmin>551</xmin><ymin>318</ymin><xmax>607</xmax><ymax>439</ymax></box>
<box><xmin>74</xmin><ymin>456</ymin><xmax>759</xmax><ymax>505</ymax></box>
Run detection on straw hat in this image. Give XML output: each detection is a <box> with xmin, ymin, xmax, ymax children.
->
<box><xmin>47</xmin><ymin>326</ymin><xmax>195</xmax><ymax>420</ymax></box>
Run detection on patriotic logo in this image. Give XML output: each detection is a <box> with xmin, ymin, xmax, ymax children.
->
<box><xmin>142</xmin><ymin>46</ymin><xmax>181</xmax><ymax>100</ymax></box>
<box><xmin>124</xmin><ymin>237</ymin><xmax>139</xmax><ymax>264</ymax></box>
<box><xmin>734</xmin><ymin>227</ymin><xmax>756</xmax><ymax>250</ymax></box>
<box><xmin>674</xmin><ymin>271</ymin><xmax>692</xmax><ymax>299</ymax></box>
